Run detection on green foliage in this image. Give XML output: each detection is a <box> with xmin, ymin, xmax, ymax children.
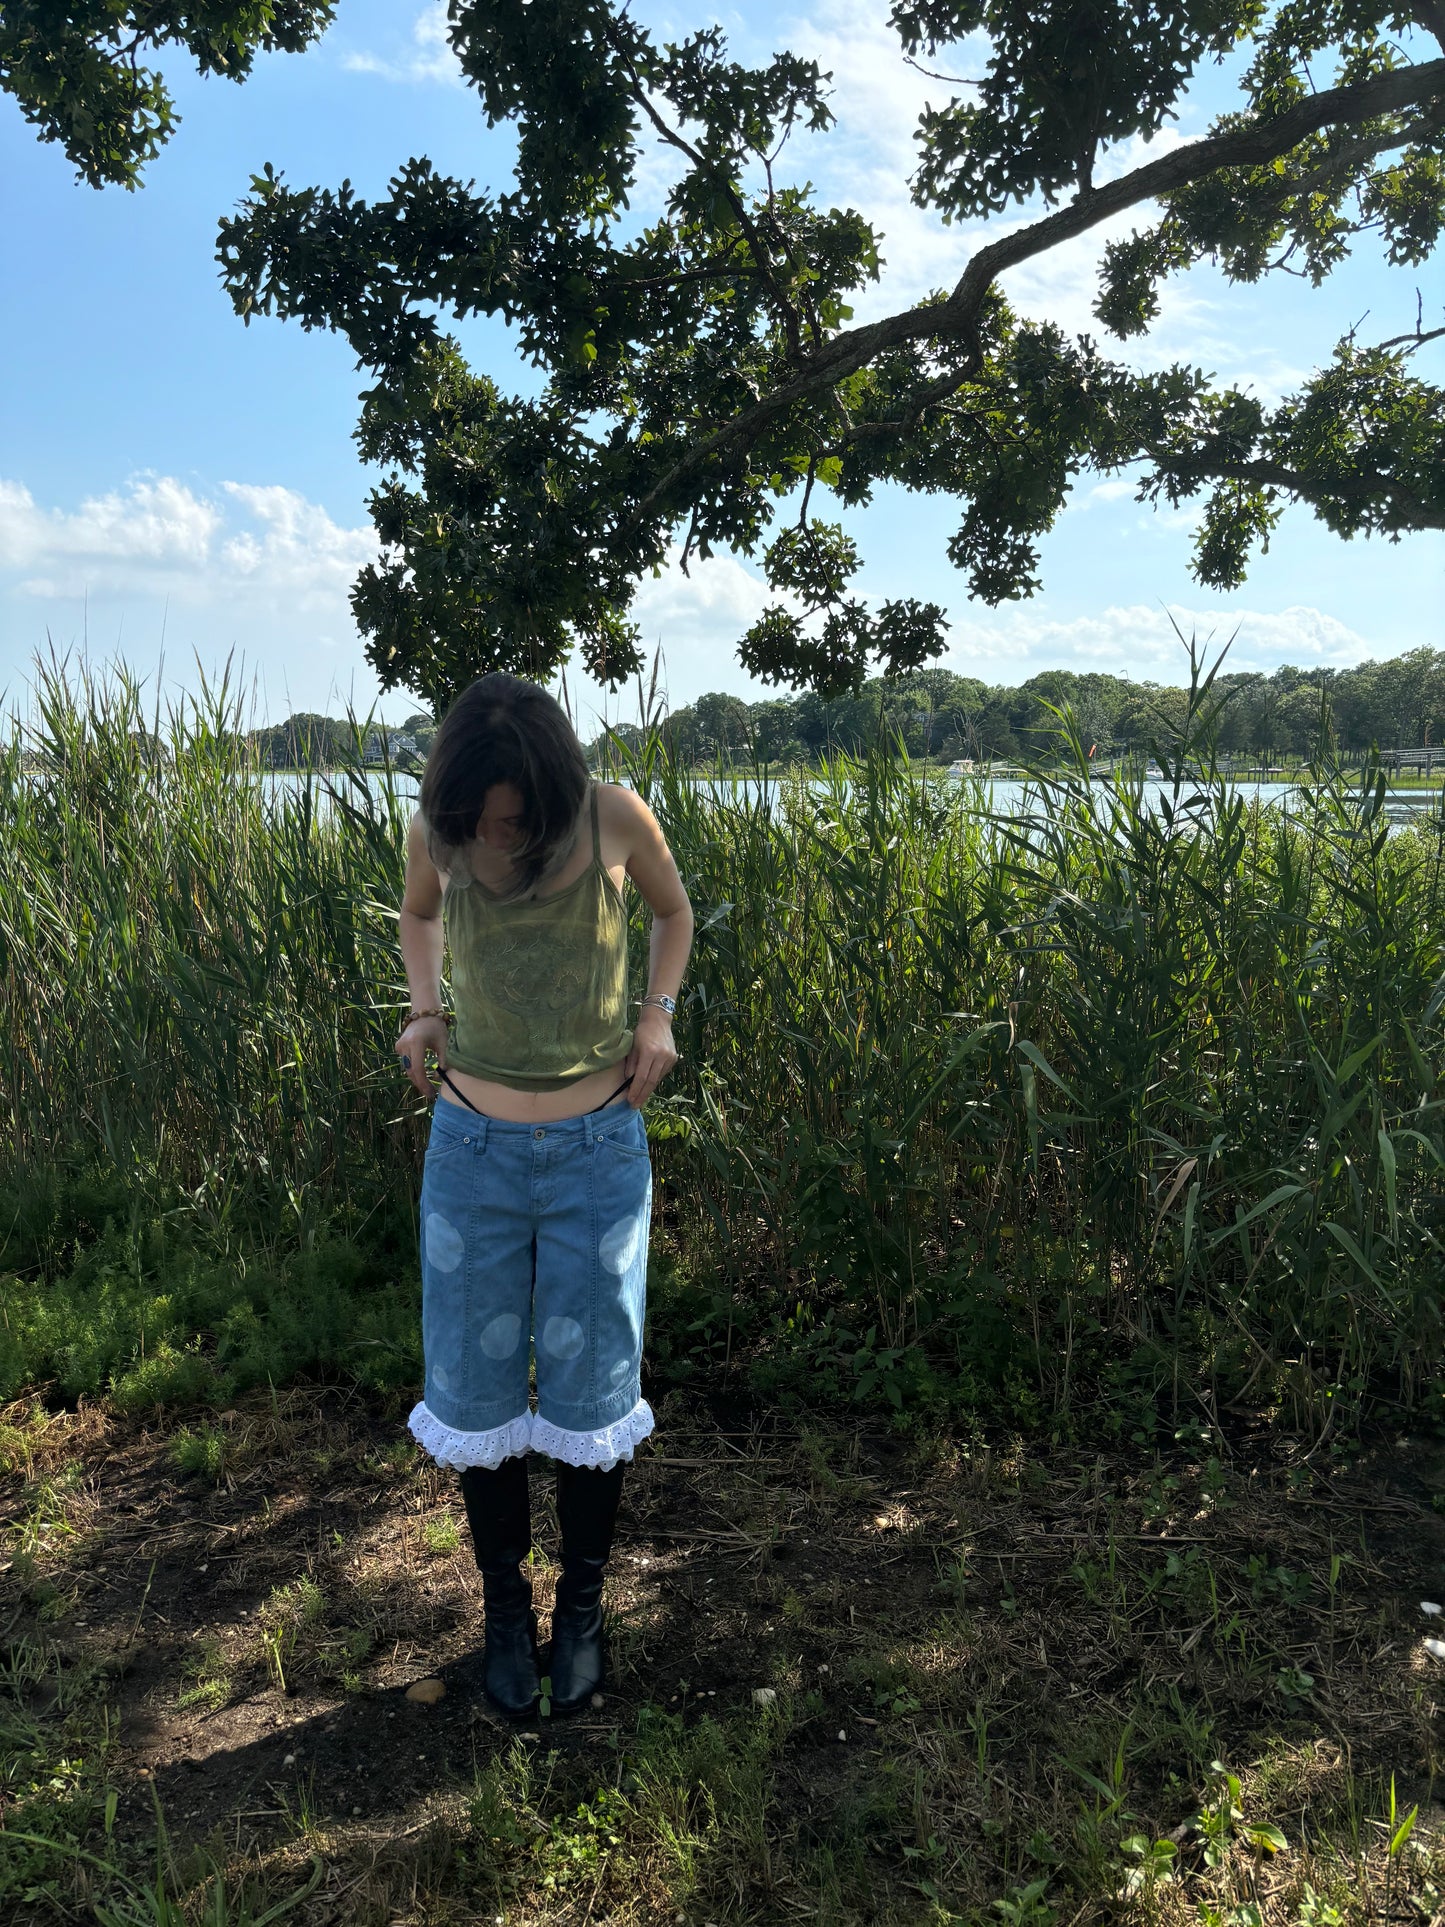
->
<box><xmin>169</xmin><ymin>1423</ymin><xmax>227</xmax><ymax>1481</ymax></box>
<box><xmin>0</xmin><ymin>1203</ymin><xmax>421</xmax><ymax>1408</ymax></box>
<box><xmin>0</xmin><ymin>3</ymin><xmax>333</xmax><ymax>189</ymax></box>
<box><xmin>0</xmin><ymin>654</ymin><xmax>419</xmax><ymax>1203</ymax></box>
<box><xmin>214</xmin><ymin>0</ymin><xmax>1445</xmax><ymax>701</ymax></box>
<box><xmin>1</xmin><ymin>651</ymin><xmax>1443</xmax><ymax>1433</ymax></box>
<box><xmin>618</xmin><ymin>646</ymin><xmax>1445</xmax><ymax>768</ymax></box>
<box><xmin>605</xmin><ymin>642</ymin><xmax>1445</xmax><ymax>1430</ymax></box>
<box><xmin>898</xmin><ymin>0</ymin><xmax>1268</xmax><ymax>213</ymax></box>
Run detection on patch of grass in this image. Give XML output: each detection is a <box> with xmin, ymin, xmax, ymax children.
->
<box><xmin>169</xmin><ymin>1424</ymin><xmax>226</xmax><ymax>1483</ymax></box>
<box><xmin>254</xmin><ymin>1577</ymin><xmax>327</xmax><ymax>1695</ymax></box>
<box><xmin>176</xmin><ymin>1637</ymin><xmax>235</xmax><ymax>1714</ymax></box>
<box><xmin>422</xmin><ymin>1511</ymin><xmax>460</xmax><ymax>1556</ymax></box>
<box><xmin>0</xmin><ymin>1638</ymin><xmax>114</xmax><ymax>1912</ymax></box>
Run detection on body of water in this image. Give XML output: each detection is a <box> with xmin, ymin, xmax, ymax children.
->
<box><xmin>256</xmin><ymin>768</ymin><xmax>1443</xmax><ymax>831</ymax></box>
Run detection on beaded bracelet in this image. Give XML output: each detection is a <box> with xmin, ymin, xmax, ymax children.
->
<box><xmin>401</xmin><ymin>1006</ymin><xmax>454</xmax><ymax>1030</ymax></box>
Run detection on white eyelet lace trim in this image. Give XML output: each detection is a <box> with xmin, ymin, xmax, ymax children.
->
<box><xmin>530</xmin><ymin>1399</ymin><xmax>655</xmax><ymax>1471</ymax></box>
<box><xmin>406</xmin><ymin>1399</ymin><xmax>655</xmax><ymax>1472</ymax></box>
<box><xmin>407</xmin><ymin>1403</ymin><xmax>534</xmax><ymax>1470</ymax></box>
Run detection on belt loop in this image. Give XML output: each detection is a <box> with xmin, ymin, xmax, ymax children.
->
<box><xmin>474</xmin><ymin>1115</ymin><xmax>491</xmax><ymax>1152</ymax></box>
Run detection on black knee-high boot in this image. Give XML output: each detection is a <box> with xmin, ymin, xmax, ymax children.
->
<box><xmin>548</xmin><ymin>1460</ymin><xmax>625</xmax><ymax>1714</ymax></box>
<box><xmin>458</xmin><ymin>1456</ymin><xmax>540</xmax><ymax>1719</ymax></box>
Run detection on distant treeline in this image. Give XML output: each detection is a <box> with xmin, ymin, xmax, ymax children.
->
<box><xmin>241</xmin><ymin>650</ymin><xmax>1443</xmax><ymax>771</ymax></box>
<box><xmin>596</xmin><ymin>649</ymin><xmax>1445</xmax><ymax>766</ymax></box>
<box><xmin>248</xmin><ymin>711</ymin><xmax>437</xmax><ymax>768</ymax></box>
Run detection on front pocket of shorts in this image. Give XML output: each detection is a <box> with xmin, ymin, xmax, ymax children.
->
<box><xmin>594</xmin><ymin>1125</ymin><xmax>649</xmax><ymax>1163</ymax></box>
<box><xmin>423</xmin><ymin>1126</ymin><xmax>475</xmax><ymax>1168</ymax></box>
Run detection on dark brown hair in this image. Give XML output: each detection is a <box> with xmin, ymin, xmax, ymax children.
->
<box><xmin>419</xmin><ymin>673</ymin><xmax>590</xmax><ymax>897</ymax></box>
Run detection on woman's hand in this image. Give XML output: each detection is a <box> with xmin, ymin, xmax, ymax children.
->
<box><xmin>395</xmin><ymin>1016</ymin><xmax>450</xmax><ymax>1101</ymax></box>
<box><xmin>625</xmin><ymin>1007</ymin><xmax>678</xmax><ymax>1107</ymax></box>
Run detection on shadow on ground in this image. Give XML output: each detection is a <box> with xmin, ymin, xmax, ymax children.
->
<box><xmin>5</xmin><ymin>1386</ymin><xmax>1445</xmax><ymax>1922</ymax></box>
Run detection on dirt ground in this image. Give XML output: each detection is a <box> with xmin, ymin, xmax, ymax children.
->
<box><xmin>5</xmin><ymin>1384</ymin><xmax>1445</xmax><ymax>1923</ymax></box>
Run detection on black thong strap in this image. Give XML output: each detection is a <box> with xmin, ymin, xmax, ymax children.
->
<box><xmin>586</xmin><ymin>1075</ymin><xmax>634</xmax><ymax>1115</ymax></box>
<box><xmin>436</xmin><ymin>1069</ymin><xmax>485</xmax><ymax>1114</ymax></box>
<box><xmin>435</xmin><ymin>1069</ymin><xmax>633</xmax><ymax>1119</ymax></box>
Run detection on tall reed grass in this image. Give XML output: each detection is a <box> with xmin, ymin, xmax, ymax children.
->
<box><xmin>1</xmin><ymin>656</ymin><xmax>414</xmax><ymax>1201</ymax></box>
<box><xmin>2</xmin><ymin>651</ymin><xmax>1442</xmax><ymax>1433</ymax></box>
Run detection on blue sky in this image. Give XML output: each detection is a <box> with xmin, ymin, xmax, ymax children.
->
<box><xmin>1</xmin><ymin>0</ymin><xmax>1440</xmax><ymax>730</ymax></box>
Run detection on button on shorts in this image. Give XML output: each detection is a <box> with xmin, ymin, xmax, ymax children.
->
<box><xmin>407</xmin><ymin>1094</ymin><xmax>655</xmax><ymax>1471</ymax></box>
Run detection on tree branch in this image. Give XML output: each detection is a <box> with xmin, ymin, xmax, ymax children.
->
<box><xmin>608</xmin><ymin>38</ymin><xmax>806</xmax><ymax>359</ymax></box>
<box><xmin>1376</xmin><ymin>321</ymin><xmax>1445</xmax><ymax>352</ymax></box>
<box><xmin>1156</xmin><ymin>454</ymin><xmax>1445</xmax><ymax>528</ymax></box>
<box><xmin>632</xmin><ymin>56</ymin><xmax>1445</xmax><ymax>521</ymax></box>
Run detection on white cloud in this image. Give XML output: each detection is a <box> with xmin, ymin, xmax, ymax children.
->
<box><xmin>565</xmin><ymin>536</ymin><xmax>1385</xmax><ymax>725</ymax></box>
<box><xmin>938</xmin><ymin>601</ymin><xmax>1375</xmax><ymax>683</ymax></box>
<box><xmin>569</xmin><ymin>546</ymin><xmax>782</xmax><ymax>730</ymax></box>
<box><xmin>0</xmin><ymin>475</ymin><xmax>381</xmax><ymax>719</ymax></box>
<box><xmin>569</xmin><ymin>579</ymin><xmax>1386</xmax><ymax>725</ymax></box>
<box><xmin>0</xmin><ymin>475</ymin><xmax>221</xmax><ymax>583</ymax></box>
<box><xmin>219</xmin><ymin>483</ymin><xmax>378</xmax><ymax>606</ymax></box>
<box><xmin>0</xmin><ymin>470</ymin><xmax>1419</xmax><ymax>729</ymax></box>
<box><xmin>0</xmin><ymin>475</ymin><xmax>376</xmax><ymax>607</ymax></box>
<box><xmin>340</xmin><ymin>1</ymin><xmax>461</xmax><ymax>85</ymax></box>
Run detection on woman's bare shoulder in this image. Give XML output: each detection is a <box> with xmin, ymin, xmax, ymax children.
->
<box><xmin>405</xmin><ymin>810</ymin><xmax>447</xmax><ymax>897</ymax></box>
<box><xmin>594</xmin><ymin>779</ymin><xmax>656</xmax><ymax>834</ymax></box>
<box><xmin>595</xmin><ymin>780</ymin><xmax>668</xmax><ymax>869</ymax></box>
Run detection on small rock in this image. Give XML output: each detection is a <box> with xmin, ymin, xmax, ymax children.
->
<box><xmin>282</xmin><ymin>1753</ymin><xmax>296</xmax><ymax>1767</ymax></box>
<box><xmin>873</xmin><ymin>1514</ymin><xmax>891</xmax><ymax>1530</ymax></box>
<box><xmin>590</xmin><ymin>1692</ymin><xmax>605</xmax><ymax>1709</ymax></box>
<box><xmin>1425</xmin><ymin>1637</ymin><xmax>1445</xmax><ymax>1660</ymax></box>
<box><xmin>1423</xmin><ymin>1601</ymin><xmax>1442</xmax><ymax>1617</ymax></box>
<box><xmin>751</xmin><ymin>1687</ymin><xmax>777</xmax><ymax>1708</ymax></box>
<box><xmin>837</xmin><ymin>1728</ymin><xmax>847</xmax><ymax>1742</ymax></box>
<box><xmin>406</xmin><ymin>1677</ymin><xmax>446</xmax><ymax>1705</ymax></box>
<box><xmin>352</xmin><ymin>1805</ymin><xmax>362</xmax><ymax>1816</ymax></box>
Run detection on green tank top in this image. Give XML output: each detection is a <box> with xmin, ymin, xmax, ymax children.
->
<box><xmin>444</xmin><ymin>786</ymin><xmax>633</xmax><ymax>1091</ymax></box>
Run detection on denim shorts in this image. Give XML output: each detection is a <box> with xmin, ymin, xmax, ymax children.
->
<box><xmin>407</xmin><ymin>1094</ymin><xmax>655</xmax><ymax>1472</ymax></box>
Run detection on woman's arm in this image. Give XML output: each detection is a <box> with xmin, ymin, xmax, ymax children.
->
<box><xmin>395</xmin><ymin>813</ymin><xmax>449</xmax><ymax>1100</ymax></box>
<box><xmin>611</xmin><ymin>787</ymin><xmax>694</xmax><ymax>1108</ymax></box>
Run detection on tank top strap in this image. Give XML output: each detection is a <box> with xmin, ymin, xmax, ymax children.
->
<box><xmin>589</xmin><ymin>784</ymin><xmax>602</xmax><ymax>866</ymax></box>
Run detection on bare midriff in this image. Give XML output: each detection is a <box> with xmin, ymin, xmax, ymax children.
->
<box><xmin>434</xmin><ymin>1060</ymin><xmax>634</xmax><ymax>1124</ymax></box>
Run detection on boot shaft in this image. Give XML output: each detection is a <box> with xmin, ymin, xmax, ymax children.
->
<box><xmin>554</xmin><ymin>1459</ymin><xmax>625</xmax><ymax>1567</ymax></box>
<box><xmin>459</xmin><ymin>1454</ymin><xmax>532</xmax><ymax>1573</ymax></box>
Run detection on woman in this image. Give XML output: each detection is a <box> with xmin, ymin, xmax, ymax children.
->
<box><xmin>394</xmin><ymin>673</ymin><xmax>693</xmax><ymax>1720</ymax></box>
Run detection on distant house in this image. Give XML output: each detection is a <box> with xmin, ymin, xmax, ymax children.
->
<box><xmin>361</xmin><ymin>730</ymin><xmax>419</xmax><ymax>767</ymax></box>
